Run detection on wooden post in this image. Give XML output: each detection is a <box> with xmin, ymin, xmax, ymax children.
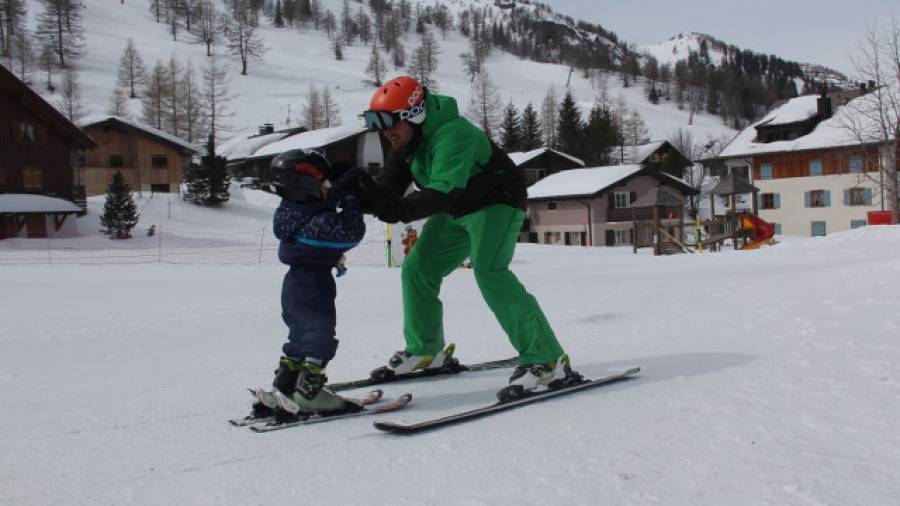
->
<box><xmin>653</xmin><ymin>206</ymin><xmax>660</xmax><ymax>256</ymax></box>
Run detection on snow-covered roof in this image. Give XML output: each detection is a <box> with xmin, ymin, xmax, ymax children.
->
<box><xmin>80</xmin><ymin>116</ymin><xmax>198</xmax><ymax>153</ymax></box>
<box><xmin>607</xmin><ymin>141</ymin><xmax>667</xmax><ymax>164</ymax></box>
<box><xmin>508</xmin><ymin>148</ymin><xmax>585</xmax><ymax>167</ymax></box>
<box><xmin>527</xmin><ymin>165</ymin><xmax>643</xmax><ymax>199</ymax></box>
<box><xmin>217</xmin><ymin>131</ymin><xmax>294</xmax><ymax>160</ymax></box>
<box><xmin>252</xmin><ymin>126</ymin><xmax>368</xmax><ymax>158</ymax></box>
<box><xmin>0</xmin><ymin>194</ymin><xmax>82</xmax><ymax>213</ymax></box>
<box><xmin>719</xmin><ymin>92</ymin><xmax>897</xmax><ymax>158</ymax></box>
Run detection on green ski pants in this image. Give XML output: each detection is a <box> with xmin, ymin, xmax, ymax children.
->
<box><xmin>401</xmin><ymin>204</ymin><xmax>565</xmax><ymax>365</ymax></box>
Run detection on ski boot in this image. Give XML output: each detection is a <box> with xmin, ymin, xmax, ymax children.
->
<box><xmin>496</xmin><ymin>354</ymin><xmax>583</xmax><ymax>402</ymax></box>
<box><xmin>251</xmin><ymin>356</ymin><xmax>305</xmax><ymax>418</ymax></box>
<box><xmin>275</xmin><ymin>359</ymin><xmax>364</xmax><ymax>418</ymax></box>
<box><xmin>370</xmin><ymin>343</ymin><xmax>461</xmax><ymax>381</ymax></box>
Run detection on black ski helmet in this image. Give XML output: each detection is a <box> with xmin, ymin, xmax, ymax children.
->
<box><xmin>270</xmin><ymin>149</ymin><xmax>332</xmax><ymax>202</ymax></box>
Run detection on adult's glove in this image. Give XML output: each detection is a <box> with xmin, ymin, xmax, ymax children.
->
<box><xmin>332</xmin><ymin>168</ymin><xmax>402</xmax><ymax>223</ymax></box>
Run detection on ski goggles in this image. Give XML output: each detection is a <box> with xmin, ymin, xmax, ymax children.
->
<box><xmin>362</xmin><ymin>101</ymin><xmax>427</xmax><ymax>131</ymax></box>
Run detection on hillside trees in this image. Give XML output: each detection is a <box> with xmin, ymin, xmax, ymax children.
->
<box><xmin>57</xmin><ymin>66</ymin><xmax>85</xmax><ymax>122</ymax></box>
<box><xmin>467</xmin><ymin>70</ymin><xmax>501</xmax><ymax>139</ymax></box>
<box><xmin>225</xmin><ymin>3</ymin><xmax>266</xmax><ymax>75</ymax></box>
<box><xmin>193</xmin><ymin>0</ymin><xmax>223</xmax><ymax>56</ymax></box>
<box><xmin>201</xmin><ymin>55</ymin><xmax>231</xmax><ymax>144</ymax></box>
<box><xmin>407</xmin><ymin>29</ymin><xmax>439</xmax><ymax>89</ymax></box>
<box><xmin>365</xmin><ymin>40</ymin><xmax>386</xmax><ymax>86</ymax></box>
<box><xmin>35</xmin><ymin>0</ymin><xmax>85</xmax><ymax>69</ymax></box>
<box><xmin>1</xmin><ymin>0</ymin><xmax>27</xmax><ymax>58</ymax></box>
<box><xmin>117</xmin><ymin>38</ymin><xmax>147</xmax><ymax>99</ymax></box>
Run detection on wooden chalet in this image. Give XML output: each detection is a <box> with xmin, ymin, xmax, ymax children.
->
<box><xmin>79</xmin><ymin>117</ymin><xmax>198</xmax><ymax>196</ymax></box>
<box><xmin>507</xmin><ymin>148</ymin><xmax>585</xmax><ymax>186</ymax></box>
<box><xmin>606</xmin><ymin>140</ymin><xmax>693</xmax><ymax>178</ymax></box>
<box><xmin>0</xmin><ymin>63</ymin><xmax>96</xmax><ymax>239</ymax></box>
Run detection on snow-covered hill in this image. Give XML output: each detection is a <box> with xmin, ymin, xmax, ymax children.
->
<box><xmin>21</xmin><ymin>0</ymin><xmax>735</xmax><ymax>147</ymax></box>
<box><xmin>3</xmin><ymin>221</ymin><xmax>900</xmax><ymax>504</ymax></box>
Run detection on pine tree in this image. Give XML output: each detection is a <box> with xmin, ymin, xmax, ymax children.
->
<box><xmin>184</xmin><ymin>136</ymin><xmax>230</xmax><ymax>206</ymax></box>
<box><xmin>273</xmin><ymin>0</ymin><xmax>284</xmax><ymax>27</ymax></box>
<box><xmin>467</xmin><ymin>70</ymin><xmax>501</xmax><ymax>140</ymax></box>
<box><xmin>365</xmin><ymin>40</ymin><xmax>386</xmax><ymax>86</ymax></box>
<box><xmin>582</xmin><ymin>100</ymin><xmax>619</xmax><ymax>166</ymax></box>
<box><xmin>540</xmin><ymin>86</ymin><xmax>558</xmax><ymax>148</ymax></box>
<box><xmin>520</xmin><ymin>102</ymin><xmax>542</xmax><ymax>151</ymax></box>
<box><xmin>555</xmin><ymin>91</ymin><xmax>583</xmax><ymax>155</ymax></box>
<box><xmin>117</xmin><ymin>38</ymin><xmax>147</xmax><ymax>99</ymax></box>
<box><xmin>322</xmin><ymin>86</ymin><xmax>341</xmax><ymax>127</ymax></box>
<box><xmin>498</xmin><ymin>101</ymin><xmax>521</xmax><ymax>152</ymax></box>
<box><xmin>100</xmin><ymin>171</ymin><xmax>139</xmax><ymax>239</ymax></box>
<box><xmin>302</xmin><ymin>84</ymin><xmax>325</xmax><ymax>129</ymax></box>
<box><xmin>107</xmin><ymin>86</ymin><xmax>130</xmax><ymax>117</ymax></box>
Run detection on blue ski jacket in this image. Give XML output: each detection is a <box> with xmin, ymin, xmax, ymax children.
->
<box><xmin>273</xmin><ymin>192</ymin><xmax>365</xmax><ymax>268</ymax></box>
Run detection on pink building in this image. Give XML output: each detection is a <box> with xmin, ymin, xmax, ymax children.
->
<box><xmin>525</xmin><ymin>165</ymin><xmax>697</xmax><ymax>247</ymax></box>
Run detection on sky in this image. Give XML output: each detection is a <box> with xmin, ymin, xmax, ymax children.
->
<box><xmin>548</xmin><ymin>0</ymin><xmax>899</xmax><ymax>76</ymax></box>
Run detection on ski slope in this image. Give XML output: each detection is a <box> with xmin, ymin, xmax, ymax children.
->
<box><xmin>2</xmin><ymin>204</ymin><xmax>899</xmax><ymax>504</ymax></box>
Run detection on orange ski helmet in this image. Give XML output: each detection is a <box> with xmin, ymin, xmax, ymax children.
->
<box><xmin>364</xmin><ymin>76</ymin><xmax>427</xmax><ymax>130</ymax></box>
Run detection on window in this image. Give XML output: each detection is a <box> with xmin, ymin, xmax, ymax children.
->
<box><xmin>851</xmin><ymin>219</ymin><xmax>867</xmax><ymax>229</ymax></box>
<box><xmin>809</xmin><ymin>159</ymin><xmax>823</xmax><ymax>176</ymax></box>
<box><xmin>109</xmin><ymin>155</ymin><xmax>125</xmax><ymax>167</ymax></box>
<box><xmin>151</xmin><ymin>155</ymin><xmax>168</xmax><ymax>168</ymax></box>
<box><xmin>732</xmin><ymin>166</ymin><xmax>750</xmax><ymax>180</ymax></box>
<box><xmin>150</xmin><ymin>183</ymin><xmax>171</xmax><ymax>193</ymax></box>
<box><xmin>845</xmin><ymin>187</ymin><xmax>872</xmax><ymax>206</ymax></box>
<box><xmin>759</xmin><ymin>163</ymin><xmax>773</xmax><ymax>179</ymax></box>
<box><xmin>772</xmin><ymin>223</ymin><xmax>782</xmax><ymax>235</ymax></box>
<box><xmin>848</xmin><ymin>156</ymin><xmax>864</xmax><ymax>173</ymax></box>
<box><xmin>614</xmin><ymin>229</ymin><xmax>632</xmax><ymax>245</ymax></box>
<box><xmin>759</xmin><ymin>193</ymin><xmax>780</xmax><ymax>210</ymax></box>
<box><xmin>613</xmin><ymin>192</ymin><xmax>631</xmax><ymax>209</ymax></box>
<box><xmin>811</xmin><ymin>221</ymin><xmax>827</xmax><ymax>236</ymax></box>
<box><xmin>543</xmin><ymin>231</ymin><xmax>561</xmax><ymax>244</ymax></box>
<box><xmin>18</xmin><ymin>123</ymin><xmax>37</xmax><ymax>143</ymax></box>
<box><xmin>22</xmin><ymin>167</ymin><xmax>43</xmax><ymax>190</ymax></box>
<box><xmin>546</xmin><ymin>201</ymin><xmax>558</xmax><ymax>211</ymax></box>
<box><xmin>806</xmin><ymin>190</ymin><xmax>830</xmax><ymax>208</ymax></box>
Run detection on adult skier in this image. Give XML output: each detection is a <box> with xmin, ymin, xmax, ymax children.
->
<box><xmin>338</xmin><ymin>76</ymin><xmax>581</xmax><ymax>400</ymax></box>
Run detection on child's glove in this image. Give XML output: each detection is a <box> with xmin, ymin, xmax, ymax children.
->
<box><xmin>335</xmin><ymin>255</ymin><xmax>348</xmax><ymax>277</ymax></box>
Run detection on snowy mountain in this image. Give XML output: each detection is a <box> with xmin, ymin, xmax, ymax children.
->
<box><xmin>16</xmin><ymin>0</ymin><xmax>735</xmax><ymax>151</ymax></box>
<box><xmin>639</xmin><ymin>32</ymin><xmax>849</xmax><ymax>88</ymax></box>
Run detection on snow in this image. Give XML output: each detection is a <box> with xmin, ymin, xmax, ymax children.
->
<box><xmin>80</xmin><ymin>116</ymin><xmax>199</xmax><ymax>153</ymax></box>
<box><xmin>508</xmin><ymin>148</ymin><xmax>585</xmax><ymax>167</ymax></box>
<box><xmin>3</xmin><ymin>193</ymin><xmax>900</xmax><ymax>504</ymax></box>
<box><xmin>607</xmin><ymin>140</ymin><xmax>667</xmax><ymax>164</ymax></box>
<box><xmin>0</xmin><ymin>193</ymin><xmax>82</xmax><ymax>213</ymax></box>
<box><xmin>638</xmin><ymin>32</ymin><xmax>726</xmax><ymax>68</ymax></box>
<box><xmin>217</xmin><ymin>130</ymin><xmax>294</xmax><ymax>160</ymax></box>
<box><xmin>527</xmin><ymin>164</ymin><xmax>643</xmax><ymax>199</ymax></box>
<box><xmin>252</xmin><ymin>125</ymin><xmax>368</xmax><ymax>159</ymax></box>
<box><xmin>718</xmin><ymin>92</ymin><xmax>897</xmax><ymax>158</ymax></box>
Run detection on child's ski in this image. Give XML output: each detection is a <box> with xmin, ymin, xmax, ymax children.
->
<box><xmin>249</xmin><ymin>393</ymin><xmax>413</xmax><ymax>432</ymax></box>
<box><xmin>229</xmin><ymin>389</ymin><xmax>384</xmax><ymax>427</ymax></box>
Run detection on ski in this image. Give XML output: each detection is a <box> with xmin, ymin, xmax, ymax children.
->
<box><xmin>229</xmin><ymin>389</ymin><xmax>384</xmax><ymax>427</ymax></box>
<box><xmin>249</xmin><ymin>393</ymin><xmax>413</xmax><ymax>432</ymax></box>
<box><xmin>327</xmin><ymin>356</ymin><xmax>518</xmax><ymax>392</ymax></box>
<box><xmin>373</xmin><ymin>367</ymin><xmax>641</xmax><ymax>434</ymax></box>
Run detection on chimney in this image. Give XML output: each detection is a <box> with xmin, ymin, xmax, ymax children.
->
<box><xmin>258</xmin><ymin>123</ymin><xmax>274</xmax><ymax>135</ymax></box>
<box><xmin>817</xmin><ymin>89</ymin><xmax>832</xmax><ymax>120</ymax></box>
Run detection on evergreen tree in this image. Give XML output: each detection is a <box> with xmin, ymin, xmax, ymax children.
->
<box><xmin>100</xmin><ymin>171</ymin><xmax>139</xmax><ymax>239</ymax></box>
<box><xmin>582</xmin><ymin>100</ymin><xmax>620</xmax><ymax>166</ymax></box>
<box><xmin>520</xmin><ymin>102</ymin><xmax>542</xmax><ymax>151</ymax></box>
<box><xmin>498</xmin><ymin>101</ymin><xmax>521</xmax><ymax>152</ymax></box>
<box><xmin>555</xmin><ymin>91</ymin><xmax>583</xmax><ymax>155</ymax></box>
<box><xmin>273</xmin><ymin>0</ymin><xmax>284</xmax><ymax>27</ymax></box>
<box><xmin>184</xmin><ymin>135</ymin><xmax>229</xmax><ymax>206</ymax></box>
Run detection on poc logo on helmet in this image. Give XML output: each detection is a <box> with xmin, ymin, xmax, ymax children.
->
<box><xmin>399</xmin><ymin>101</ymin><xmax>426</xmax><ymax>121</ymax></box>
<box><xmin>407</xmin><ymin>86</ymin><xmax>423</xmax><ymax>107</ymax></box>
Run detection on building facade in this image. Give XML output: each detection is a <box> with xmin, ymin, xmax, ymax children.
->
<box><xmin>79</xmin><ymin>117</ymin><xmax>197</xmax><ymax>196</ymax></box>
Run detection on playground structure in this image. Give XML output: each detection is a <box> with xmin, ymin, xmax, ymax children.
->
<box><xmin>700</xmin><ymin>175</ymin><xmax>775</xmax><ymax>251</ymax></box>
<box><xmin>631</xmin><ymin>186</ymin><xmax>694</xmax><ymax>255</ymax></box>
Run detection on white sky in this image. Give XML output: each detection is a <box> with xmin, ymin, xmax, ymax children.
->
<box><xmin>548</xmin><ymin>0</ymin><xmax>899</xmax><ymax>76</ymax></box>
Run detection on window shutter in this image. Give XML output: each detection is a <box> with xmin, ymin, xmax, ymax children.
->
<box><xmin>864</xmin><ymin>188</ymin><xmax>873</xmax><ymax>205</ymax></box>
<box><xmin>605</xmin><ymin>230</ymin><xmax>615</xmax><ymax>246</ymax></box>
<box><xmin>630</xmin><ymin>191</ymin><xmax>637</xmax><ymax>204</ymax></box>
<box><xmin>823</xmin><ymin>191</ymin><xmax>831</xmax><ymax>207</ymax></box>
<box><xmin>844</xmin><ymin>190</ymin><xmax>850</xmax><ymax>206</ymax></box>
<box><xmin>608</xmin><ymin>195</ymin><xmax>614</xmax><ymax>210</ymax></box>
<box><xmin>804</xmin><ymin>192</ymin><xmax>811</xmax><ymax>207</ymax></box>
<box><xmin>774</xmin><ymin>193</ymin><xmax>781</xmax><ymax>209</ymax></box>
<box><xmin>756</xmin><ymin>194</ymin><xmax>762</xmax><ymax>209</ymax></box>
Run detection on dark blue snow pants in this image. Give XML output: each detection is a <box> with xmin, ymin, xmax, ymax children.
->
<box><xmin>280</xmin><ymin>265</ymin><xmax>338</xmax><ymax>363</ymax></box>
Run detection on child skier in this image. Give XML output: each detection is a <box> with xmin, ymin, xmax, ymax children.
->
<box><xmin>252</xmin><ymin>148</ymin><xmax>365</xmax><ymax>420</ymax></box>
